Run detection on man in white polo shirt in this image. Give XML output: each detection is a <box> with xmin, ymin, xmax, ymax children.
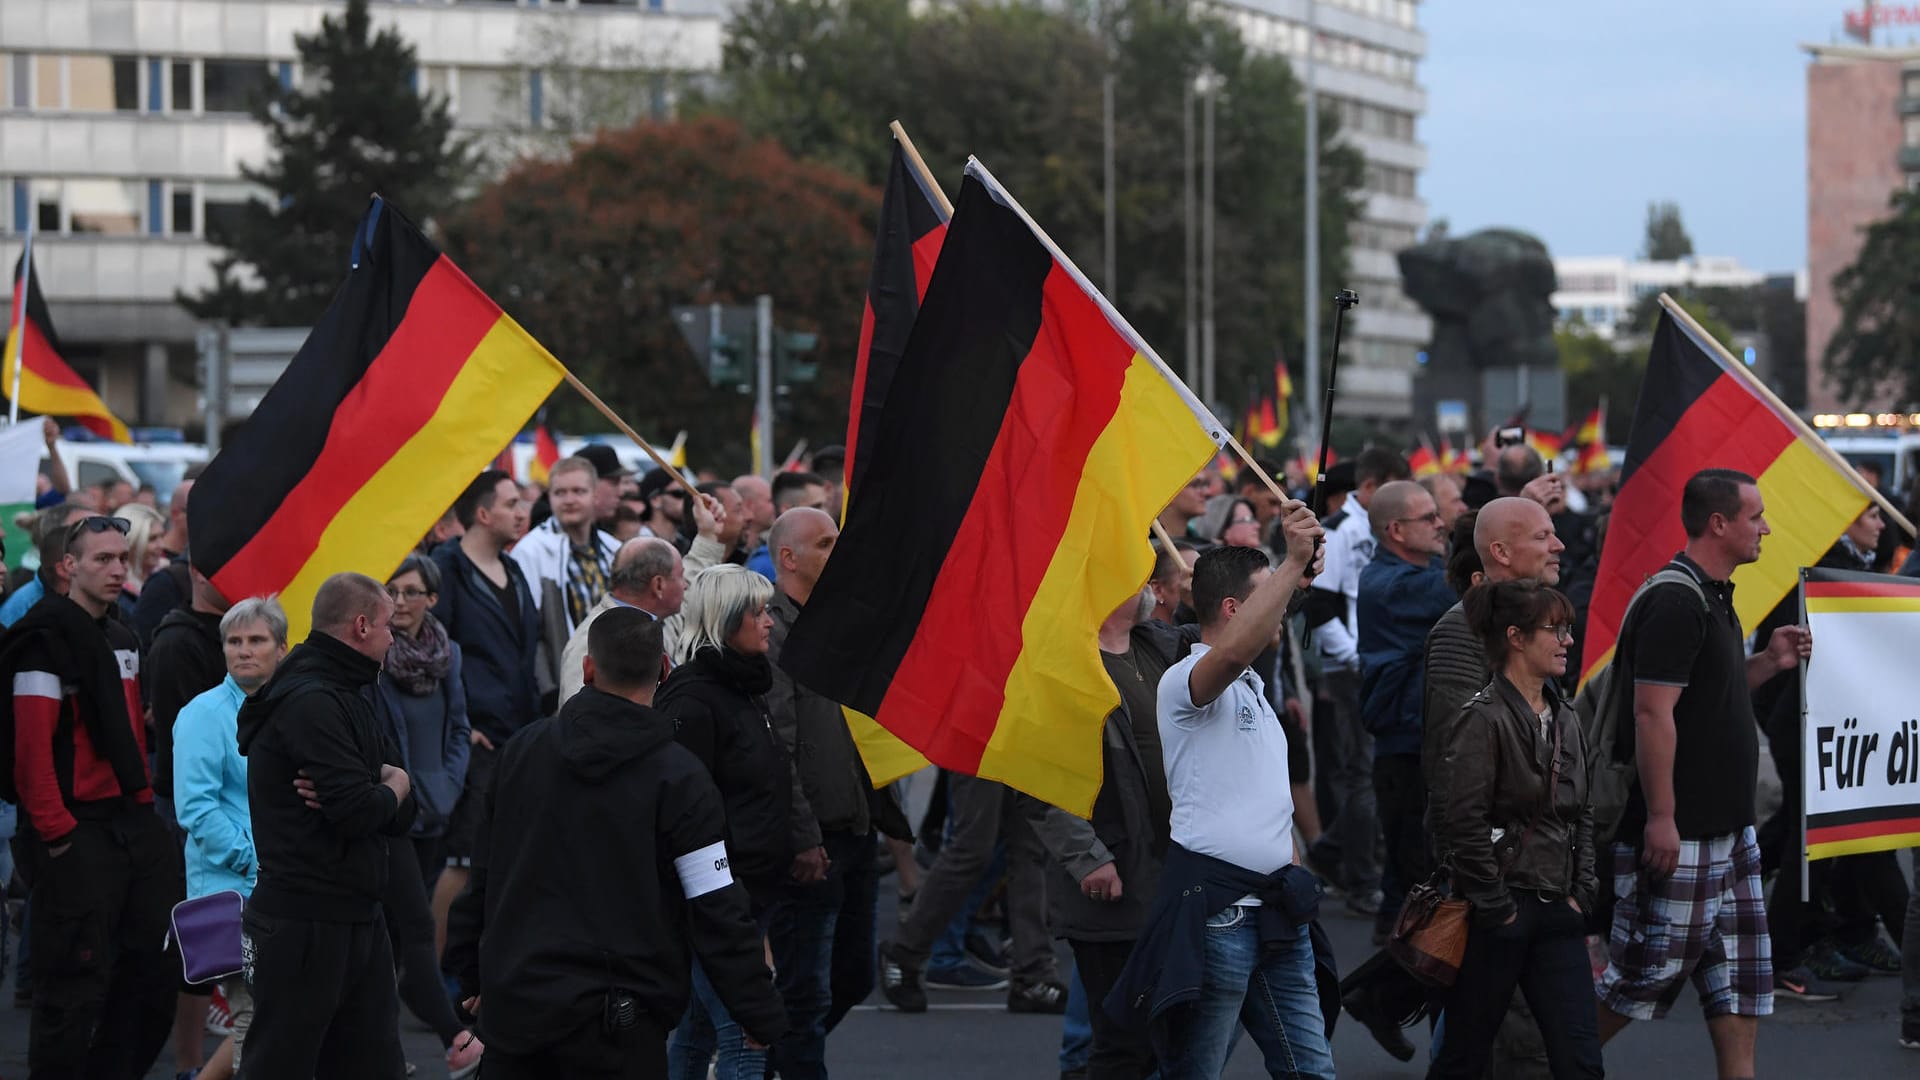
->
<box><xmin>1107</xmin><ymin>501</ymin><xmax>1330</xmax><ymax>1079</ymax></box>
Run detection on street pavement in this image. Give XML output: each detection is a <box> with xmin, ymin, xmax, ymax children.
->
<box><xmin>2</xmin><ymin>854</ymin><xmax>1915</xmax><ymax>1079</ymax></box>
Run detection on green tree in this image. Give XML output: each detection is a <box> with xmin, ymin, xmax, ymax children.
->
<box><xmin>1824</xmin><ymin>188</ymin><xmax>1920</xmax><ymax>408</ymax></box>
<box><xmin>1641</xmin><ymin>199</ymin><xmax>1694</xmax><ymax>261</ymax></box>
<box><xmin>1564</xmin><ymin>296</ymin><xmax>1737</xmax><ymax>441</ymax></box>
<box><xmin>441</xmin><ymin>118</ymin><xmax>874</xmax><ymax>472</ymax></box>
<box><xmin>698</xmin><ymin>0</ymin><xmax>1364</xmax><ymax>419</ymax></box>
<box><xmin>181</xmin><ymin>0</ymin><xmax>473</xmax><ymax>326</ymax></box>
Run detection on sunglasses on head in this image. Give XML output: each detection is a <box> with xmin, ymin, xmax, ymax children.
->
<box><xmin>66</xmin><ymin>516</ymin><xmax>130</xmax><ymax>545</ymax></box>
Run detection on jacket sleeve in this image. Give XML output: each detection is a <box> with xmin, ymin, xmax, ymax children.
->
<box><xmin>765</xmin><ymin>630</ymin><xmax>824</xmax><ymax>854</ymax></box>
<box><xmin>11</xmin><ymin>644</ymin><xmax>75</xmax><ymax>843</ymax></box>
<box><xmin>1421</xmin><ymin>612</ymin><xmax>1483</xmax><ymax>809</ymax></box>
<box><xmin>378</xmin><ymin>729</ymin><xmax>418</xmax><ymax>839</ymax></box>
<box><xmin>683</xmin><ymin>534</ymin><xmax>729</xmax><ymax>579</ymax></box>
<box><xmin>506</xmin><ymin>539</ymin><xmax>548</xmax><ymax>616</ymax></box>
<box><xmin>172</xmin><ymin>702</ymin><xmax>254</xmax><ymax>881</ymax></box>
<box><xmin>1433</xmin><ymin>703</ymin><xmax>1515</xmax><ymax>928</ymax></box>
<box><xmin>667</xmin><ymin>696</ymin><xmax>721</xmax><ymax>779</ymax></box>
<box><xmin>1032</xmin><ymin>804</ymin><xmax>1114</xmax><ymax>884</ymax></box>
<box><xmin>559</xmin><ymin>612</ymin><xmax>592</xmax><ymax>706</ymax></box>
<box><xmin>1570</xmin><ymin>719</ymin><xmax>1599</xmax><ymax>914</ymax></box>
<box><xmin>443</xmin><ymin>647</ymin><xmax>472</xmax><ymax>796</ymax></box>
<box><xmin>277</xmin><ymin>690</ymin><xmax>404</xmax><ymax>838</ymax></box>
<box><xmin>662</xmin><ymin>767</ymin><xmax>789</xmax><ymax>1046</ymax></box>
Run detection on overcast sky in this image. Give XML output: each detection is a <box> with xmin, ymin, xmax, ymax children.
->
<box><xmin>1418</xmin><ymin>1</ymin><xmax>1872</xmax><ymax>272</ymax></box>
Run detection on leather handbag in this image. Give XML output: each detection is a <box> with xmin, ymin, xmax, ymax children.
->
<box><xmin>167</xmin><ymin>890</ymin><xmax>245</xmax><ymax>984</ymax></box>
<box><xmin>1388</xmin><ymin>704</ymin><xmax>1566</xmax><ymax>989</ymax></box>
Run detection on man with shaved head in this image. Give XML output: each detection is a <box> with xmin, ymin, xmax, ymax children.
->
<box><xmin>557</xmin><ymin>536</ymin><xmax>688</xmax><ymax>704</ymax></box>
<box><xmin>764</xmin><ymin>507</ymin><xmax>909</xmax><ymax>1074</ymax></box>
<box><xmin>1357</xmin><ymin>481</ymin><xmax>1458</xmax><ymax>943</ymax></box>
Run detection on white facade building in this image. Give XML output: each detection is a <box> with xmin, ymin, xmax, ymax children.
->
<box><xmin>1221</xmin><ymin>0</ymin><xmax>1429</xmax><ymax>420</ymax></box>
<box><xmin>0</xmin><ymin>0</ymin><xmax>721</xmax><ymax>429</ymax></box>
<box><xmin>1551</xmin><ymin>254</ymin><xmax>1774</xmax><ymax>340</ymax></box>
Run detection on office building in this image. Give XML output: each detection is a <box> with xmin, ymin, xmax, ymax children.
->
<box><xmin>1551</xmin><ymin>254</ymin><xmax>1771</xmax><ymax>340</ymax></box>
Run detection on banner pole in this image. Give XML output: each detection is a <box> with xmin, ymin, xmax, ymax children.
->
<box><xmin>9</xmin><ymin>214</ymin><xmax>33</xmax><ymax>427</ymax></box>
<box><xmin>888</xmin><ymin>121</ymin><xmax>955</xmax><ymax>218</ymax></box>
<box><xmin>1657</xmin><ymin>293</ymin><xmax>1913</xmax><ymax>536</ymax></box>
<box><xmin>1799</xmin><ymin>566</ymin><xmax>1811</xmax><ymax>903</ymax></box>
<box><xmin>560</xmin><ymin>369</ymin><xmax>697</xmax><ymax>494</ymax></box>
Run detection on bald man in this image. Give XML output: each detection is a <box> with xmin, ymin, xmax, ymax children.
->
<box><xmin>557</xmin><ymin>537</ymin><xmax>687</xmax><ymax>704</ymax></box>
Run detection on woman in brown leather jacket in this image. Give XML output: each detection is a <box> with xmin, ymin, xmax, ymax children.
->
<box><xmin>1428</xmin><ymin>580</ymin><xmax>1604</xmax><ymax>1079</ymax></box>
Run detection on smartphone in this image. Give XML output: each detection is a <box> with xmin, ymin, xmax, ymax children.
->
<box><xmin>1495</xmin><ymin>426</ymin><xmax>1526</xmax><ymax>449</ymax></box>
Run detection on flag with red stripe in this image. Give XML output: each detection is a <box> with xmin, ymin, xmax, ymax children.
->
<box><xmin>5</xmin><ymin>252</ymin><xmax>130</xmax><ymax>442</ymax></box>
<box><xmin>189</xmin><ymin>199</ymin><xmax>564</xmax><ymax>641</ymax></box>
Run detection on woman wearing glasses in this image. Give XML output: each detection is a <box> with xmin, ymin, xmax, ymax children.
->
<box><xmin>1426</xmin><ymin>579</ymin><xmax>1603</xmax><ymax>1079</ymax></box>
<box><xmin>371</xmin><ymin>554</ymin><xmax>485</xmax><ymax>1078</ymax></box>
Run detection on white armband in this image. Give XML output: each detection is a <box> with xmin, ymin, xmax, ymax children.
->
<box><xmin>673</xmin><ymin>840</ymin><xmax>733</xmax><ymax>899</ymax></box>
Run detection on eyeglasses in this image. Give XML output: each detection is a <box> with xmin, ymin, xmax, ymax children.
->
<box><xmin>65</xmin><ymin>515</ymin><xmax>130</xmax><ymax>545</ymax></box>
<box><xmin>1397</xmin><ymin>511</ymin><xmax>1444</xmax><ymax>526</ymax></box>
<box><xmin>387</xmin><ymin>587</ymin><xmax>431</xmax><ymax>602</ymax></box>
<box><xmin>1539</xmin><ymin>624</ymin><xmax>1574</xmax><ymax>642</ymax></box>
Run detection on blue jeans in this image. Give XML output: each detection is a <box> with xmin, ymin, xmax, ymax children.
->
<box><xmin>1060</xmin><ymin>960</ymin><xmax>1091</xmax><ymax>1073</ymax></box>
<box><xmin>1153</xmin><ymin>908</ymin><xmax>1333</xmax><ymax>1080</ymax></box>
<box><xmin>769</xmin><ymin>830</ymin><xmax>877</xmax><ymax>1080</ymax></box>
<box><xmin>668</xmin><ymin>955</ymin><xmax>768</xmax><ymax>1080</ymax></box>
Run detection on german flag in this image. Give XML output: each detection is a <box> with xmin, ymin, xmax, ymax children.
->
<box><xmin>844</xmin><ymin>139</ymin><xmax>949</xmax><ymax>506</ymax></box>
<box><xmin>1573</xmin><ymin>438</ymin><xmax>1610</xmax><ymax>476</ymax></box>
<box><xmin>1253</xmin><ymin>397</ymin><xmax>1284</xmax><ymax>449</ymax></box>
<box><xmin>1408</xmin><ymin>438</ymin><xmax>1440</xmax><ymax>478</ymax></box>
<box><xmin>5</xmin><ymin>251</ymin><xmax>130</xmax><ymax>442</ymax></box>
<box><xmin>1274</xmin><ymin>360</ymin><xmax>1292</xmax><ymax>445</ymax></box>
<box><xmin>528</xmin><ymin>411</ymin><xmax>561</xmax><ymax>486</ymax></box>
<box><xmin>1525</xmin><ymin>428</ymin><xmax>1563</xmax><ymax>460</ymax></box>
<box><xmin>190</xmin><ymin>199</ymin><xmax>564</xmax><ymax>642</ymax></box>
<box><xmin>1569</xmin><ymin>404</ymin><xmax>1604</xmax><ymax>448</ymax></box>
<box><xmin>781</xmin><ymin>161</ymin><xmax>1223</xmax><ymax>815</ymax></box>
<box><xmin>1578</xmin><ymin>301</ymin><xmax>1873</xmax><ymax>688</ymax></box>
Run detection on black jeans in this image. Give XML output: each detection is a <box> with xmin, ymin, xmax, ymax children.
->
<box><xmin>768</xmin><ymin>829</ymin><xmax>877</xmax><ymax>1080</ymax></box>
<box><xmin>24</xmin><ymin>811</ymin><xmax>181</xmax><ymax>1080</ymax></box>
<box><xmin>1428</xmin><ymin>892</ymin><xmax>1602</xmax><ymax>1080</ymax></box>
<box><xmin>1374</xmin><ymin>753</ymin><xmax>1431</xmax><ymax>930</ymax></box>
<box><xmin>238</xmin><ymin>908</ymin><xmax>405</xmax><ymax>1079</ymax></box>
<box><xmin>1068</xmin><ymin>938</ymin><xmax>1157</xmax><ymax>1080</ymax></box>
<box><xmin>384</xmin><ymin>836</ymin><xmax>463</xmax><ymax>1046</ymax></box>
<box><xmin>480</xmin><ymin>1012</ymin><xmax>669</xmax><ymax>1079</ymax></box>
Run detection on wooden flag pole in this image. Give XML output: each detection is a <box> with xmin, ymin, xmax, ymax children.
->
<box><xmin>889</xmin><ymin>120</ymin><xmax>955</xmax><ymax>218</ymax></box>
<box><xmin>1150</xmin><ymin>519</ymin><xmax>1180</xmax><ymax>554</ymax></box>
<box><xmin>561</xmin><ymin>369</ymin><xmax>700</xmax><ymax>494</ymax></box>
<box><xmin>1657</xmin><ymin>294</ymin><xmax>1915</xmax><ymax>536</ymax></box>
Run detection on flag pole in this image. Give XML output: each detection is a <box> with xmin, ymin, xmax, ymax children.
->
<box><xmin>1656</xmin><ymin>293</ymin><xmax>1914</xmax><ymax>536</ymax></box>
<box><xmin>1150</xmin><ymin>519</ymin><xmax>1180</xmax><ymax>554</ymax></box>
<box><xmin>888</xmin><ymin>121</ymin><xmax>955</xmax><ymax>218</ymax></box>
<box><xmin>8</xmin><ymin>214</ymin><xmax>32</xmax><ymax>427</ymax></box>
<box><xmin>560</xmin><ymin>369</ymin><xmax>699</xmax><ymax>495</ymax></box>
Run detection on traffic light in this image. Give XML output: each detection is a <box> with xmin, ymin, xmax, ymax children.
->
<box><xmin>777</xmin><ymin>330</ymin><xmax>820</xmax><ymax>384</ymax></box>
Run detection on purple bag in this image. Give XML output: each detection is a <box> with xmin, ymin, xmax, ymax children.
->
<box><xmin>168</xmin><ymin>890</ymin><xmax>244</xmax><ymax>984</ymax></box>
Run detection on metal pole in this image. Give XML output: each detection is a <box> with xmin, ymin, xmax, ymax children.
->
<box><xmin>1303</xmin><ymin>0</ymin><xmax>1320</xmax><ymax>454</ymax></box>
<box><xmin>1183</xmin><ymin>82</ymin><xmax>1198</xmax><ymax>391</ymax></box>
<box><xmin>755</xmin><ymin>294</ymin><xmax>774</xmax><ymax>478</ymax></box>
<box><xmin>707</xmin><ymin>301</ymin><xmax>723</xmax><ymax>379</ymax></box>
<box><xmin>1103</xmin><ymin>72</ymin><xmax>1117</xmax><ymax>293</ymax></box>
<box><xmin>9</xmin><ymin>213</ymin><xmax>34</xmax><ymax>426</ymax></box>
<box><xmin>1201</xmin><ymin>75</ymin><xmax>1216</xmax><ymax>408</ymax></box>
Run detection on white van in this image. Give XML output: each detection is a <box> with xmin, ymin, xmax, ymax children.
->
<box><xmin>44</xmin><ymin>441</ymin><xmax>211</xmax><ymax>504</ymax></box>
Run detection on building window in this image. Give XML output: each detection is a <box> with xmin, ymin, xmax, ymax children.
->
<box><xmin>1905</xmin><ymin>115</ymin><xmax>1920</xmax><ymax>149</ymax></box>
<box><xmin>456</xmin><ymin>67</ymin><xmax>526</xmax><ymax>128</ymax></box>
<box><xmin>34</xmin><ymin>55</ymin><xmax>61</xmax><ymax>110</ymax></box>
<box><xmin>1905</xmin><ymin>71</ymin><xmax>1920</xmax><ymax>99</ymax></box>
<box><xmin>203</xmin><ymin>59</ymin><xmax>273</xmax><ymax>114</ymax></box>
<box><xmin>171</xmin><ymin>187</ymin><xmax>195</xmax><ymax>236</ymax></box>
<box><xmin>203</xmin><ymin>181</ymin><xmax>266</xmax><ymax>240</ymax></box>
<box><xmin>170</xmin><ymin>59</ymin><xmax>193</xmax><ymax>112</ymax></box>
<box><xmin>32</xmin><ymin>180</ymin><xmax>60</xmax><ymax>233</ymax></box>
<box><xmin>66</xmin><ymin>55</ymin><xmax>141</xmax><ymax>112</ymax></box>
<box><xmin>8</xmin><ymin>55</ymin><xmax>28</xmax><ymax>110</ymax></box>
<box><xmin>68</xmin><ymin>179</ymin><xmax>143</xmax><ymax>234</ymax></box>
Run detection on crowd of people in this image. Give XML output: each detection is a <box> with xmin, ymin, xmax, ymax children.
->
<box><xmin>0</xmin><ymin>417</ymin><xmax>1916</xmax><ymax>1080</ymax></box>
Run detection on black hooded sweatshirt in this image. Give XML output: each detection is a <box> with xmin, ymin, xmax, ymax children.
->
<box><xmin>444</xmin><ymin>687</ymin><xmax>788</xmax><ymax>1053</ymax></box>
<box><xmin>238</xmin><ymin>631</ymin><xmax>414</xmax><ymax>922</ymax></box>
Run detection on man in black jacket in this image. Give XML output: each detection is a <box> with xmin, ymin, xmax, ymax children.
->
<box><xmin>446</xmin><ymin>606</ymin><xmax>787</xmax><ymax>1077</ymax></box>
<box><xmin>237</xmin><ymin>572</ymin><xmax>415</xmax><ymax>1079</ymax></box>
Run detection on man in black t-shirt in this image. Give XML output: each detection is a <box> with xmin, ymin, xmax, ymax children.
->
<box><xmin>1595</xmin><ymin>469</ymin><xmax>1813</xmax><ymax>1079</ymax></box>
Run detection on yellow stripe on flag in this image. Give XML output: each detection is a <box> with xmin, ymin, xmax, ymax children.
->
<box><xmin>979</xmin><ymin>355</ymin><xmax>1218</xmax><ymax>816</ymax></box>
<box><xmin>844</xmin><ymin>705</ymin><xmax>929</xmax><ymax>787</ymax></box>
<box><xmin>2</xmin><ymin>335</ymin><xmax>130</xmax><ymax>443</ymax></box>
<box><xmin>1805</xmin><ymin>597</ymin><xmax>1920</xmax><ymax>614</ymax></box>
<box><xmin>1808</xmin><ymin>831</ymin><xmax>1920</xmax><ymax>860</ymax></box>
<box><xmin>1729</xmin><ymin>439</ymin><xmax>1870</xmax><ymax>634</ymax></box>
<box><xmin>275</xmin><ymin>316</ymin><xmax>562</xmax><ymax>642</ymax></box>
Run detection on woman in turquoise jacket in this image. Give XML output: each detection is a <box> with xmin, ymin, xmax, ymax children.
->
<box><xmin>173</xmin><ymin>597</ymin><xmax>288</xmax><ymax>1080</ymax></box>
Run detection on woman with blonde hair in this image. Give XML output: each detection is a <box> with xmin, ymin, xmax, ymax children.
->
<box><xmin>116</xmin><ymin>502</ymin><xmax>169</xmax><ymax>617</ymax></box>
<box><xmin>659</xmin><ymin>564</ymin><xmax>792</xmax><ymax>1080</ymax></box>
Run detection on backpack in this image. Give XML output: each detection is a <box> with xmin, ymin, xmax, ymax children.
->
<box><xmin>1571</xmin><ymin>565</ymin><xmax>1708</xmax><ymax>846</ymax></box>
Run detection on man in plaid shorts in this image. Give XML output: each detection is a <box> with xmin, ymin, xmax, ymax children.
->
<box><xmin>1596</xmin><ymin>469</ymin><xmax>1813</xmax><ymax>1079</ymax></box>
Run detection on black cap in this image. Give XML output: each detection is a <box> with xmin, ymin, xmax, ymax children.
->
<box><xmin>636</xmin><ymin>467</ymin><xmax>679</xmax><ymax>504</ymax></box>
<box><xmin>1320</xmin><ymin>460</ymin><xmax>1357</xmax><ymax>497</ymax></box>
<box><xmin>576</xmin><ymin>444</ymin><xmax>632</xmax><ymax>480</ymax></box>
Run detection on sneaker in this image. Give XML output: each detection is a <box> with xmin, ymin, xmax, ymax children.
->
<box><xmin>1772</xmin><ymin>966</ymin><xmax>1843</xmax><ymax>1003</ymax></box>
<box><xmin>1839</xmin><ymin>936</ymin><xmax>1903</xmax><ymax>975</ymax></box>
<box><xmin>446</xmin><ymin>1029</ymin><xmax>484</xmax><ymax>1079</ymax></box>
<box><xmin>1345</xmin><ymin>889</ymin><xmax>1383</xmax><ymax>918</ymax></box>
<box><xmin>1805</xmin><ymin>944</ymin><xmax>1871</xmax><ymax>983</ymax></box>
<box><xmin>205</xmin><ymin>985</ymin><xmax>233</xmax><ymax>1037</ymax></box>
<box><xmin>877</xmin><ymin>941</ymin><xmax>927</xmax><ymax>1013</ymax></box>
<box><xmin>1901</xmin><ymin>1015</ymin><xmax>1920</xmax><ymax>1049</ymax></box>
<box><xmin>964</xmin><ymin>929</ymin><xmax>1011</xmax><ymax>976</ymax></box>
<box><xmin>1008</xmin><ymin>979</ymin><xmax>1069</xmax><ymax>1014</ymax></box>
<box><xmin>895</xmin><ymin>890</ymin><xmax>917</xmax><ymax>928</ymax></box>
<box><xmin>1342</xmin><ymin>989</ymin><xmax>1415</xmax><ymax>1062</ymax></box>
<box><xmin>924</xmin><ymin>963</ymin><xmax>1009</xmax><ymax>991</ymax></box>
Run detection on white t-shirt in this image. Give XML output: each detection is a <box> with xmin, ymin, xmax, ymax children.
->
<box><xmin>1309</xmin><ymin>503</ymin><xmax>1372</xmax><ymax>669</ymax></box>
<box><xmin>1157</xmin><ymin>642</ymin><xmax>1297</xmax><ymax>881</ymax></box>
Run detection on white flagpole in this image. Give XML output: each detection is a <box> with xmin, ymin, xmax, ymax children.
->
<box><xmin>8</xmin><ymin>213</ymin><xmax>32</xmax><ymax>426</ymax></box>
